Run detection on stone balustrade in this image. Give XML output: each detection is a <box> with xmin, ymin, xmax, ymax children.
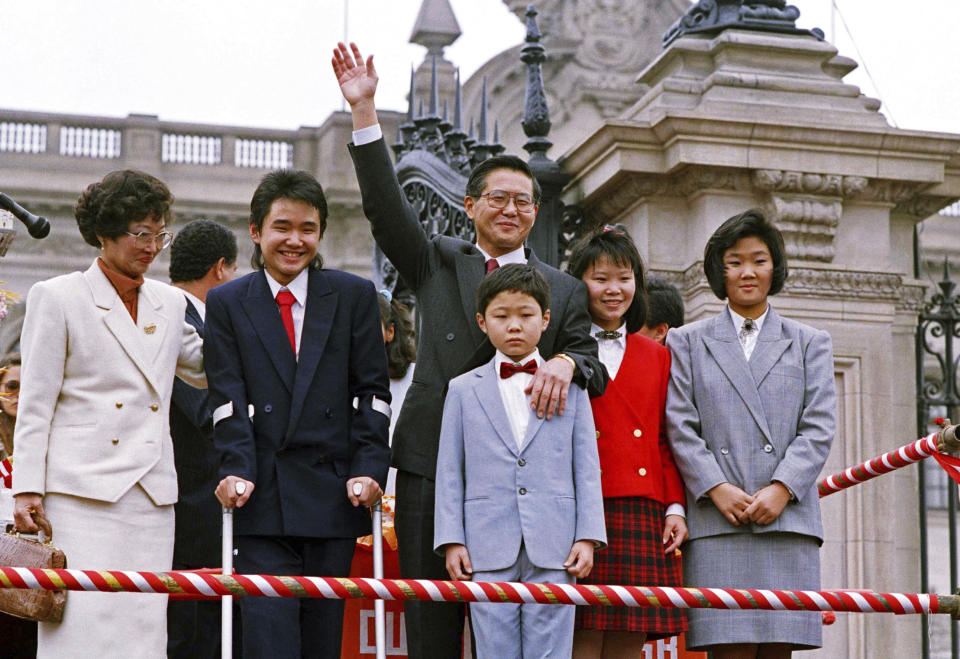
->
<box><xmin>0</xmin><ymin>107</ymin><xmax>404</xmax><ymax>294</ymax></box>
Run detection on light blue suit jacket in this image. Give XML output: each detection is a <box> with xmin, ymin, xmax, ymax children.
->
<box><xmin>434</xmin><ymin>360</ymin><xmax>607</xmax><ymax>571</ymax></box>
<box><xmin>665</xmin><ymin>305</ymin><xmax>836</xmax><ymax>542</ymax></box>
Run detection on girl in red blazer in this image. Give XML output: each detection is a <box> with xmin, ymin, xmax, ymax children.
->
<box><xmin>569</xmin><ymin>226</ymin><xmax>688</xmax><ymax>658</ymax></box>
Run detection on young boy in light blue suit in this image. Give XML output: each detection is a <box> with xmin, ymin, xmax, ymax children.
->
<box><xmin>434</xmin><ymin>264</ymin><xmax>607</xmax><ymax>659</ymax></box>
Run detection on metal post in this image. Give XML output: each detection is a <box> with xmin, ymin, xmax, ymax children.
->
<box><xmin>222</xmin><ymin>508</ymin><xmax>234</xmax><ymax>659</ymax></box>
<box><xmin>372</xmin><ymin>501</ymin><xmax>386</xmax><ymax>659</ymax></box>
<box><xmin>915</xmin><ymin>225</ymin><xmax>931</xmax><ymax>659</ymax></box>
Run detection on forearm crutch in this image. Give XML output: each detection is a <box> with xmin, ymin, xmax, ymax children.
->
<box><xmin>222</xmin><ymin>507</ymin><xmax>233</xmax><ymax>659</ymax></box>
<box><xmin>372</xmin><ymin>500</ymin><xmax>386</xmax><ymax>659</ymax></box>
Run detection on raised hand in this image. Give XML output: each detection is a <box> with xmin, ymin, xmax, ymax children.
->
<box><xmin>331</xmin><ymin>42</ymin><xmax>378</xmax><ymax>108</ymax></box>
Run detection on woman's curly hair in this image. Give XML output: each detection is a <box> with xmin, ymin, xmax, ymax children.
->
<box><xmin>75</xmin><ymin>170</ymin><xmax>174</xmax><ymax>247</ymax></box>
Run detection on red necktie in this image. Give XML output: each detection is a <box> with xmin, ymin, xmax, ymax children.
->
<box><xmin>485</xmin><ymin>258</ymin><xmax>500</xmax><ymax>275</ymax></box>
<box><xmin>499</xmin><ymin>360</ymin><xmax>538</xmax><ymax>379</ymax></box>
<box><xmin>276</xmin><ymin>290</ymin><xmax>296</xmax><ymax>354</ymax></box>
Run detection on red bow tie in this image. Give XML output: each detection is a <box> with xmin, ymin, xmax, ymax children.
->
<box><xmin>500</xmin><ymin>359</ymin><xmax>538</xmax><ymax>379</ymax></box>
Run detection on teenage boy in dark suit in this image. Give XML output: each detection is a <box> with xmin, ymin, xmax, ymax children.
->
<box><xmin>206</xmin><ymin>171</ymin><xmax>391</xmax><ymax>659</ymax></box>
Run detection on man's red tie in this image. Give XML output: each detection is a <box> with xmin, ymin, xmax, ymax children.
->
<box><xmin>485</xmin><ymin>258</ymin><xmax>500</xmax><ymax>275</ymax></box>
<box><xmin>276</xmin><ymin>290</ymin><xmax>297</xmax><ymax>353</ymax></box>
<box><xmin>499</xmin><ymin>360</ymin><xmax>538</xmax><ymax>379</ymax></box>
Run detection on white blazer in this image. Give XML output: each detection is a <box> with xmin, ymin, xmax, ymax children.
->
<box><xmin>12</xmin><ymin>260</ymin><xmax>205</xmax><ymax>505</ymax></box>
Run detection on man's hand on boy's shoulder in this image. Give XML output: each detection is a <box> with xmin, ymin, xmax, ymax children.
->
<box><xmin>443</xmin><ymin>544</ymin><xmax>473</xmax><ymax>581</ymax></box>
<box><xmin>526</xmin><ymin>355</ymin><xmax>575</xmax><ymax>420</ymax></box>
<box><xmin>564</xmin><ymin>539</ymin><xmax>595</xmax><ymax>579</ymax></box>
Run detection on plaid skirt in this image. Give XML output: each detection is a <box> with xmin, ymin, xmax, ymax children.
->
<box><xmin>575</xmin><ymin>496</ymin><xmax>686</xmax><ymax>637</ymax></box>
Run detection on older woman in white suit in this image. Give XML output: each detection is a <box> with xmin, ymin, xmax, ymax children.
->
<box><xmin>666</xmin><ymin>210</ymin><xmax>835</xmax><ymax>658</ymax></box>
<box><xmin>12</xmin><ymin>170</ymin><xmax>205</xmax><ymax>659</ymax></box>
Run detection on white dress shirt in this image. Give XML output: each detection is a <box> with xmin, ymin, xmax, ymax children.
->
<box><xmin>476</xmin><ymin>244</ymin><xmax>527</xmax><ymax>267</ymax></box>
<box><xmin>353</xmin><ymin>123</ymin><xmax>383</xmax><ymax>146</ymax></box>
<box><xmin>728</xmin><ymin>305</ymin><xmax>769</xmax><ymax>360</ymax></box>
<box><xmin>264</xmin><ymin>268</ymin><xmax>309</xmax><ymax>357</ymax></box>
<box><xmin>495</xmin><ymin>349</ymin><xmax>542</xmax><ymax>449</ymax></box>
<box><xmin>591</xmin><ymin>322</ymin><xmax>627</xmax><ymax>380</ymax></box>
<box><xmin>180</xmin><ymin>289</ymin><xmax>206</xmax><ymax>322</ymax></box>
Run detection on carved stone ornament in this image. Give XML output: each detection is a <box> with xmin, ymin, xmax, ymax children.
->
<box><xmin>655</xmin><ymin>260</ymin><xmax>926</xmax><ymax>311</ymax></box>
<box><xmin>663</xmin><ymin>0</ymin><xmax>823</xmax><ymax>48</ymax></box>
<box><xmin>751</xmin><ymin>169</ymin><xmax>867</xmax><ymax>263</ymax></box>
<box><xmin>583</xmin><ymin>166</ymin><xmax>753</xmax><ymax>221</ymax></box>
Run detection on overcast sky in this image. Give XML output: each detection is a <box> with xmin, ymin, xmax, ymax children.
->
<box><xmin>1</xmin><ymin>0</ymin><xmax>958</xmax><ymax>138</ymax></box>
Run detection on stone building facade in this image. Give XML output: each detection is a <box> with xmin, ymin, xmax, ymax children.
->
<box><xmin>2</xmin><ymin>1</ymin><xmax>960</xmax><ymax>657</ymax></box>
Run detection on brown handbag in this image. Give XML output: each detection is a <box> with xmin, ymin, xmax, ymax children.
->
<box><xmin>0</xmin><ymin>514</ymin><xmax>67</xmax><ymax>622</ymax></box>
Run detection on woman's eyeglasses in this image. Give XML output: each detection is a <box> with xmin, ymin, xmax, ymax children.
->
<box><xmin>125</xmin><ymin>231</ymin><xmax>174</xmax><ymax>250</ymax></box>
<box><xmin>1</xmin><ymin>380</ymin><xmax>19</xmax><ymax>394</ymax></box>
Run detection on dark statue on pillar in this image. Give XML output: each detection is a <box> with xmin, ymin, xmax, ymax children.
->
<box><xmin>663</xmin><ymin>0</ymin><xmax>824</xmax><ymax>47</ymax></box>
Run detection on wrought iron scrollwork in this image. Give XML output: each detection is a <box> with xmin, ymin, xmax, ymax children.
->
<box><xmin>918</xmin><ymin>261</ymin><xmax>960</xmax><ymax>409</ymax></box>
<box><xmin>401</xmin><ymin>179</ymin><xmax>473</xmax><ymax>244</ymax></box>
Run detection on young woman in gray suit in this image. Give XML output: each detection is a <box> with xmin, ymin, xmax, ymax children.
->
<box><xmin>665</xmin><ymin>210</ymin><xmax>836</xmax><ymax>658</ymax></box>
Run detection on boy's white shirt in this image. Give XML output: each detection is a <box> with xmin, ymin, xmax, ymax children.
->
<box><xmin>263</xmin><ymin>268</ymin><xmax>309</xmax><ymax>357</ymax></box>
<box><xmin>494</xmin><ymin>348</ymin><xmax>542</xmax><ymax>449</ymax></box>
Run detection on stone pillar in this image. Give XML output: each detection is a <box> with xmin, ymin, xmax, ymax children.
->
<box><xmin>122</xmin><ymin>113</ymin><xmax>163</xmax><ymax>174</ymax></box>
<box><xmin>562</xmin><ymin>28</ymin><xmax>960</xmax><ymax>657</ymax></box>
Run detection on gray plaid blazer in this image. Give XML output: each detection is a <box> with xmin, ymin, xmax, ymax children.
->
<box><xmin>665</xmin><ymin>305</ymin><xmax>836</xmax><ymax>542</ymax></box>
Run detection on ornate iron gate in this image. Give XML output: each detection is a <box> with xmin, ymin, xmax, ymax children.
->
<box><xmin>373</xmin><ymin>6</ymin><xmax>593</xmax><ymax>305</ymax></box>
<box><xmin>917</xmin><ymin>257</ymin><xmax>960</xmax><ymax>659</ymax></box>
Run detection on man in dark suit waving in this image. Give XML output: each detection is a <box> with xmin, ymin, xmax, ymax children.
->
<box><xmin>333</xmin><ymin>42</ymin><xmax>607</xmax><ymax>658</ymax></box>
<box><xmin>206</xmin><ymin>171</ymin><xmax>391</xmax><ymax>659</ymax></box>
<box><xmin>167</xmin><ymin>219</ymin><xmax>238</xmax><ymax>658</ymax></box>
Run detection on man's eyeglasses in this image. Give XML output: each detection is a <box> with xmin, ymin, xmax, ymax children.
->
<box><xmin>125</xmin><ymin>230</ymin><xmax>174</xmax><ymax>250</ymax></box>
<box><xmin>477</xmin><ymin>191</ymin><xmax>536</xmax><ymax>212</ymax></box>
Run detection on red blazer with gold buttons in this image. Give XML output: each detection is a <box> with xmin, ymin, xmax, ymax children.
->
<box><xmin>592</xmin><ymin>333</ymin><xmax>686</xmax><ymax>505</ymax></box>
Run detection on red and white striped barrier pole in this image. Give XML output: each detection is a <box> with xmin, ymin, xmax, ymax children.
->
<box><xmin>0</xmin><ymin>567</ymin><xmax>958</xmax><ymax>618</ymax></box>
<box><xmin>818</xmin><ymin>424</ymin><xmax>960</xmax><ymax>498</ymax></box>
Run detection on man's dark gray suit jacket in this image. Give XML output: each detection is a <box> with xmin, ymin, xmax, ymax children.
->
<box><xmin>349</xmin><ymin>137</ymin><xmax>607</xmax><ymax>479</ymax></box>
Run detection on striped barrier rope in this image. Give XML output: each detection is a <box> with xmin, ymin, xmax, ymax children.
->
<box><xmin>0</xmin><ymin>566</ymin><xmax>957</xmax><ymax>617</ymax></box>
<box><xmin>818</xmin><ymin>425</ymin><xmax>960</xmax><ymax>498</ymax></box>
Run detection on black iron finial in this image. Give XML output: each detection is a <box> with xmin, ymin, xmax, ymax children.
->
<box><xmin>454</xmin><ymin>68</ymin><xmax>463</xmax><ymax>131</ymax></box>
<box><xmin>478</xmin><ymin>77</ymin><xmax>489</xmax><ymax>144</ymax></box>
<box><xmin>429</xmin><ymin>54</ymin><xmax>440</xmax><ymax>118</ymax></box>
<box><xmin>520</xmin><ymin>5</ymin><xmax>552</xmax><ymax>160</ymax></box>
<box><xmin>394</xmin><ymin>66</ymin><xmax>419</xmax><ymax>158</ymax></box>
<box><xmin>407</xmin><ymin>67</ymin><xmax>416</xmax><ymax>122</ymax></box>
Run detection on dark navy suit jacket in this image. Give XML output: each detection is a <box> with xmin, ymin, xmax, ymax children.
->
<box><xmin>170</xmin><ymin>299</ymin><xmax>221</xmax><ymax>567</ymax></box>
<box><xmin>204</xmin><ymin>268</ymin><xmax>391</xmax><ymax>538</ymax></box>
